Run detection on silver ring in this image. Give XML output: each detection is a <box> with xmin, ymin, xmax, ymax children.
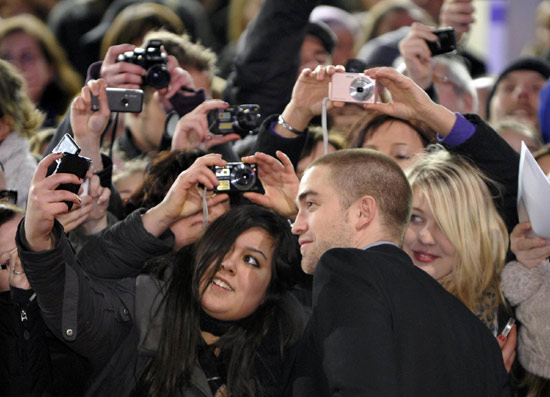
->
<box><xmin>13</xmin><ymin>269</ymin><xmax>24</xmax><ymax>275</ymax></box>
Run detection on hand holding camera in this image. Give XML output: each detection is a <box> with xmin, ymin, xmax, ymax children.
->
<box><xmin>241</xmin><ymin>151</ymin><xmax>299</xmax><ymax>220</ymax></box>
<box><xmin>141</xmin><ymin>154</ymin><xmax>229</xmax><ymax>237</ymax></box>
<box><xmin>363</xmin><ymin>67</ymin><xmax>458</xmax><ymax>136</ymax></box>
<box><xmin>439</xmin><ymin>0</ymin><xmax>475</xmax><ymax>40</ymax></box>
<box><xmin>169</xmin><ymin>99</ymin><xmax>243</xmax><ymax>151</ymax></box>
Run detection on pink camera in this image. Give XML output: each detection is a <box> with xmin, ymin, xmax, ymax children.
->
<box><xmin>329</xmin><ymin>73</ymin><xmax>377</xmax><ymax>104</ymax></box>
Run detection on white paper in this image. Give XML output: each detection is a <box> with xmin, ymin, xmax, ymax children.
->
<box><xmin>517</xmin><ymin>142</ymin><xmax>550</xmax><ymax>238</ymax></box>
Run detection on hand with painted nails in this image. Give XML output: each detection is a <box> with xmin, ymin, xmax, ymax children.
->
<box><xmin>171</xmin><ymin>100</ymin><xmax>241</xmax><ymax>151</ymax></box>
<box><xmin>241</xmin><ymin>151</ymin><xmax>299</xmax><ymax>220</ymax></box>
<box><xmin>496</xmin><ymin>324</ymin><xmax>517</xmax><ymax>373</ymax></box>
<box><xmin>25</xmin><ymin>153</ymin><xmax>88</xmax><ymax>251</ymax></box>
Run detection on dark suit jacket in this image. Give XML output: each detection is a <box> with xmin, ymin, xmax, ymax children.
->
<box><xmin>287</xmin><ymin>244</ymin><xmax>510</xmax><ymax>397</ymax></box>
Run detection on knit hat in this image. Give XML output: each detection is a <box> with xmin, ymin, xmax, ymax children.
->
<box><xmin>305</xmin><ymin>21</ymin><xmax>338</xmax><ymax>55</ymax></box>
<box><xmin>486</xmin><ymin>57</ymin><xmax>550</xmax><ymax>120</ymax></box>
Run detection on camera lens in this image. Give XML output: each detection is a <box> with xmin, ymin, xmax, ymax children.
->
<box><xmin>146</xmin><ymin>64</ymin><xmax>170</xmax><ymax>89</ymax></box>
<box><xmin>230</xmin><ymin>164</ymin><xmax>257</xmax><ymax>191</ymax></box>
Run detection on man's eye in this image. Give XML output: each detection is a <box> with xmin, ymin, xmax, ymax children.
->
<box><xmin>306</xmin><ymin>201</ymin><xmax>315</xmax><ymax>209</ymax></box>
<box><xmin>244</xmin><ymin>255</ymin><xmax>259</xmax><ymax>267</ymax></box>
<box><xmin>395</xmin><ymin>154</ymin><xmax>410</xmax><ymax>160</ymax></box>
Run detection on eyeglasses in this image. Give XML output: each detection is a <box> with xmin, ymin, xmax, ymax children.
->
<box><xmin>432</xmin><ymin>72</ymin><xmax>452</xmax><ymax>85</ymax></box>
<box><xmin>0</xmin><ymin>190</ymin><xmax>17</xmax><ymax>205</ymax></box>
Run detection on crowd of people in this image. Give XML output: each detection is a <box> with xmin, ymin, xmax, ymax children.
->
<box><xmin>1</xmin><ymin>0</ymin><xmax>549</xmax><ymax>396</ymax></box>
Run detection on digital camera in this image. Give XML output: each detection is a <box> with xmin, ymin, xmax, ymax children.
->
<box><xmin>329</xmin><ymin>73</ymin><xmax>377</xmax><ymax>104</ymax></box>
<box><xmin>212</xmin><ymin>163</ymin><xmax>262</xmax><ymax>193</ymax></box>
<box><xmin>426</xmin><ymin>28</ymin><xmax>457</xmax><ymax>56</ymax></box>
<box><xmin>208</xmin><ymin>104</ymin><xmax>261</xmax><ymax>137</ymax></box>
<box><xmin>117</xmin><ymin>39</ymin><xmax>170</xmax><ymax>89</ymax></box>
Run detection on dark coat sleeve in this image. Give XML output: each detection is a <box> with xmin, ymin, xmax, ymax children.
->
<box><xmin>223</xmin><ymin>0</ymin><xmax>319</xmax><ymax>122</ymax></box>
<box><xmin>16</xmin><ymin>219</ymin><xmax>136</xmax><ymax>370</ymax></box>
<box><xmin>445</xmin><ymin>114</ymin><xmax>520</xmax><ymax>232</ymax></box>
<box><xmin>252</xmin><ymin>114</ymin><xmax>309</xmax><ymax>169</ymax></box>
<box><xmin>76</xmin><ymin>209</ymin><xmax>174</xmax><ymax>279</ymax></box>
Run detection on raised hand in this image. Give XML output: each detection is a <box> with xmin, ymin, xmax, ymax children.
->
<box><xmin>439</xmin><ymin>0</ymin><xmax>476</xmax><ymax>41</ymax></box>
<box><xmin>278</xmin><ymin>65</ymin><xmax>346</xmax><ymax>135</ymax></box>
<box><xmin>100</xmin><ymin>44</ymin><xmax>146</xmax><ymax>89</ymax></box>
<box><xmin>171</xmin><ymin>100</ymin><xmax>240</xmax><ymax>151</ymax></box>
<box><xmin>363</xmin><ymin>67</ymin><xmax>457</xmax><ymax>136</ymax></box>
<box><xmin>141</xmin><ymin>153</ymin><xmax>228</xmax><ymax>237</ymax></box>
<box><xmin>241</xmin><ymin>151</ymin><xmax>299</xmax><ymax>220</ymax></box>
<box><xmin>25</xmin><ymin>153</ymin><xmax>86</xmax><ymax>251</ymax></box>
<box><xmin>398</xmin><ymin>23</ymin><xmax>438</xmax><ymax>89</ymax></box>
<box><xmin>510</xmin><ymin>221</ymin><xmax>550</xmax><ymax>269</ymax></box>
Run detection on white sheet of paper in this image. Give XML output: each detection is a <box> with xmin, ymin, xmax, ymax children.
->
<box><xmin>517</xmin><ymin>142</ymin><xmax>550</xmax><ymax>238</ymax></box>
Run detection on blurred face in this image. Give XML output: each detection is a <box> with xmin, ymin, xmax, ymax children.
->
<box><xmin>498</xmin><ymin>128</ymin><xmax>540</xmax><ymax>153</ymax></box>
<box><xmin>328</xmin><ymin>22</ymin><xmax>355</xmax><ymax>67</ymax></box>
<box><xmin>0</xmin><ymin>214</ymin><xmax>23</xmax><ymax>292</ymax></box>
<box><xmin>115</xmin><ymin>171</ymin><xmax>145</xmax><ymax>204</ymax></box>
<box><xmin>0</xmin><ymin>31</ymin><xmax>53</xmax><ymax>104</ymax></box>
<box><xmin>403</xmin><ymin>189</ymin><xmax>456</xmax><ymax>280</ymax></box>
<box><xmin>200</xmin><ymin>227</ymin><xmax>274</xmax><ymax>321</ymax></box>
<box><xmin>375</xmin><ymin>10</ymin><xmax>418</xmax><ymax>38</ymax></box>
<box><xmin>299</xmin><ymin>35</ymin><xmax>330</xmax><ymax>72</ymax></box>
<box><xmin>185</xmin><ymin>66</ymin><xmax>212</xmax><ymax>98</ymax></box>
<box><xmin>170</xmin><ymin>197</ymin><xmax>230</xmax><ymax>251</ymax></box>
<box><xmin>489</xmin><ymin>70</ymin><xmax>547</xmax><ymax>128</ymax></box>
<box><xmin>292</xmin><ymin>165</ymin><xmax>355</xmax><ymax>274</ymax></box>
<box><xmin>362</xmin><ymin>120</ymin><xmax>425</xmax><ymax>170</ymax></box>
<box><xmin>296</xmin><ymin>141</ymin><xmax>337</xmax><ymax>179</ymax></box>
<box><xmin>129</xmin><ymin>91</ymin><xmax>167</xmax><ymax>153</ymax></box>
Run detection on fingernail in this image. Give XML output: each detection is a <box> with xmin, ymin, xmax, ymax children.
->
<box><xmin>498</xmin><ymin>335</ymin><xmax>506</xmax><ymax>342</ymax></box>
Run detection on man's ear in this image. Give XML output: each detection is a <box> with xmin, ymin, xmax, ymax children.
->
<box><xmin>355</xmin><ymin>195</ymin><xmax>376</xmax><ymax>230</ymax></box>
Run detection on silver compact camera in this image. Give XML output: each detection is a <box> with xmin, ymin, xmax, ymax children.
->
<box><xmin>329</xmin><ymin>73</ymin><xmax>377</xmax><ymax>104</ymax></box>
<box><xmin>212</xmin><ymin>163</ymin><xmax>262</xmax><ymax>193</ymax></box>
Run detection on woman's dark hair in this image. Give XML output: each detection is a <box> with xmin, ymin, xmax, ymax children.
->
<box><xmin>139</xmin><ymin>204</ymin><xmax>301</xmax><ymax>396</ymax></box>
<box><xmin>350</xmin><ymin>111</ymin><xmax>435</xmax><ymax>149</ymax></box>
<box><xmin>125</xmin><ymin>149</ymin><xmax>206</xmax><ymax>214</ymax></box>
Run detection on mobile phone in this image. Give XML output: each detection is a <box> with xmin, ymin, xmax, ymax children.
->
<box><xmin>426</xmin><ymin>28</ymin><xmax>457</xmax><ymax>56</ymax></box>
<box><xmin>91</xmin><ymin>88</ymin><xmax>144</xmax><ymax>113</ymax></box>
<box><xmin>500</xmin><ymin>317</ymin><xmax>516</xmax><ymax>338</ymax></box>
<box><xmin>52</xmin><ymin>133</ymin><xmax>80</xmax><ymax>155</ymax></box>
<box><xmin>54</xmin><ymin>153</ymin><xmax>92</xmax><ymax>210</ymax></box>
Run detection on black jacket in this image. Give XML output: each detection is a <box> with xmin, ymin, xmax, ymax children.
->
<box><xmin>287</xmin><ymin>244</ymin><xmax>511</xmax><ymax>396</ymax></box>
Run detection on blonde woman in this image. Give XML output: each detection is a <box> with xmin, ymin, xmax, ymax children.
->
<box><xmin>405</xmin><ymin>148</ymin><xmax>509</xmax><ymax>333</ymax></box>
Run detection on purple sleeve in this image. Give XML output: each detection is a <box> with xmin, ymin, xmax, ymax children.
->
<box><xmin>436</xmin><ymin>113</ymin><xmax>477</xmax><ymax>146</ymax></box>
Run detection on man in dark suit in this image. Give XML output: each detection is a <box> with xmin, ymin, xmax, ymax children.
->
<box><xmin>287</xmin><ymin>147</ymin><xmax>510</xmax><ymax>396</ymax></box>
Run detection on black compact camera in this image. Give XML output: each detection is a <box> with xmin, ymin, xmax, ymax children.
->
<box><xmin>50</xmin><ymin>134</ymin><xmax>92</xmax><ymax>210</ymax></box>
<box><xmin>212</xmin><ymin>163</ymin><xmax>262</xmax><ymax>193</ymax></box>
<box><xmin>208</xmin><ymin>104</ymin><xmax>261</xmax><ymax>137</ymax></box>
<box><xmin>426</xmin><ymin>28</ymin><xmax>457</xmax><ymax>56</ymax></box>
<box><xmin>91</xmin><ymin>88</ymin><xmax>144</xmax><ymax>113</ymax></box>
<box><xmin>117</xmin><ymin>39</ymin><xmax>170</xmax><ymax>89</ymax></box>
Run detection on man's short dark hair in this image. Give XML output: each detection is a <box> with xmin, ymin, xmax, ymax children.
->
<box><xmin>309</xmin><ymin>148</ymin><xmax>412</xmax><ymax>242</ymax></box>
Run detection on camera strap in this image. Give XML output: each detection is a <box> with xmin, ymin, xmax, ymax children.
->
<box><xmin>202</xmin><ymin>186</ymin><xmax>209</xmax><ymax>231</ymax></box>
<box><xmin>321</xmin><ymin>97</ymin><xmax>330</xmax><ymax>155</ymax></box>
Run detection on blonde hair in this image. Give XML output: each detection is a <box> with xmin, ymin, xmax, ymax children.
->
<box><xmin>406</xmin><ymin>147</ymin><xmax>508</xmax><ymax>313</ymax></box>
<box><xmin>0</xmin><ymin>59</ymin><xmax>44</xmax><ymax>138</ymax></box>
